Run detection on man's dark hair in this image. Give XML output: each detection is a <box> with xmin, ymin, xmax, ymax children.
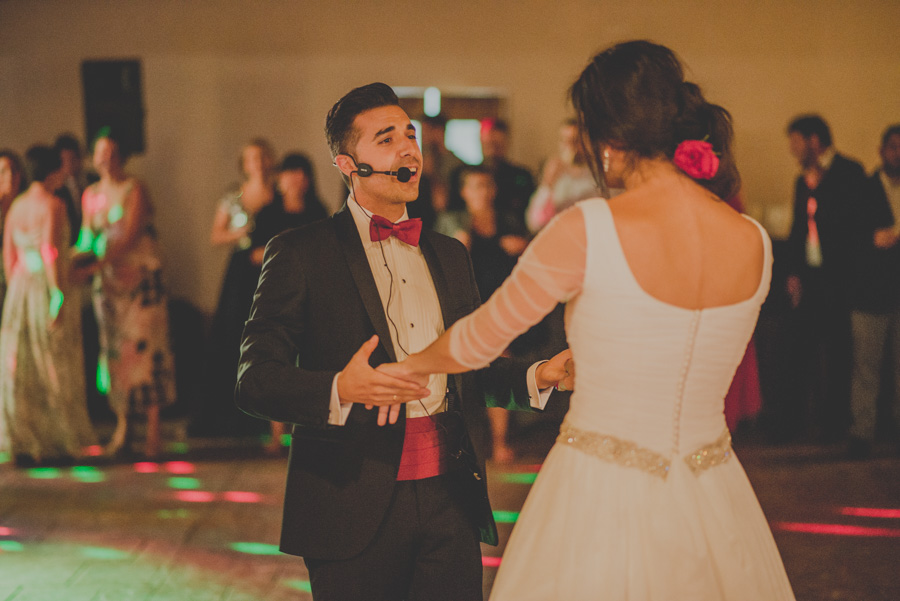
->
<box><xmin>24</xmin><ymin>145</ymin><xmax>62</xmax><ymax>183</ymax></box>
<box><xmin>881</xmin><ymin>123</ymin><xmax>900</xmax><ymax>148</ymax></box>
<box><xmin>54</xmin><ymin>133</ymin><xmax>82</xmax><ymax>155</ymax></box>
<box><xmin>787</xmin><ymin>115</ymin><xmax>833</xmax><ymax>148</ymax></box>
<box><xmin>325</xmin><ymin>83</ymin><xmax>400</xmax><ymax>160</ymax></box>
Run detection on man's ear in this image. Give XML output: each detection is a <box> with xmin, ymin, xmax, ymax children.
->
<box><xmin>334</xmin><ymin>154</ymin><xmax>357</xmax><ymax>178</ymax></box>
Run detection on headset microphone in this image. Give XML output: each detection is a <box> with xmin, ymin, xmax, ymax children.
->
<box><xmin>355</xmin><ymin>163</ymin><xmax>413</xmax><ymax>183</ymax></box>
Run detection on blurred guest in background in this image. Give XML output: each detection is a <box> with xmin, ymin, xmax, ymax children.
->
<box><xmin>847</xmin><ymin>124</ymin><xmax>900</xmax><ymax>459</ymax></box>
<box><xmin>0</xmin><ymin>150</ymin><xmax>27</xmax><ymax>315</ymax></box>
<box><xmin>526</xmin><ymin>119</ymin><xmax>599</xmax><ymax>232</ymax></box>
<box><xmin>413</xmin><ymin>114</ymin><xmax>465</xmax><ymax>228</ymax></box>
<box><xmin>196</xmin><ymin>139</ymin><xmax>276</xmax><ymax>438</ymax></box>
<box><xmin>240</xmin><ymin>151</ymin><xmax>328</xmax><ymax>452</ymax></box>
<box><xmin>251</xmin><ymin>152</ymin><xmax>328</xmax><ymax>262</ymax></box>
<box><xmin>53</xmin><ymin>133</ymin><xmax>87</xmax><ymax>245</ymax></box>
<box><xmin>785</xmin><ymin>115</ymin><xmax>866</xmax><ymax>443</ymax></box>
<box><xmin>442</xmin><ymin>166</ymin><xmax>533</xmax><ymax>462</ymax></box>
<box><xmin>79</xmin><ymin>127</ymin><xmax>176</xmax><ymax>458</ymax></box>
<box><xmin>477</xmin><ymin>118</ymin><xmax>535</xmax><ymax>231</ymax></box>
<box><xmin>0</xmin><ymin>145</ymin><xmax>95</xmax><ymax>467</ymax></box>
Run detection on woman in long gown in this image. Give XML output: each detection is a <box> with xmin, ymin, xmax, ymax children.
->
<box><xmin>384</xmin><ymin>41</ymin><xmax>795</xmax><ymax>600</ymax></box>
<box><xmin>0</xmin><ymin>150</ymin><xmax>28</xmax><ymax>316</ymax></box>
<box><xmin>79</xmin><ymin>128</ymin><xmax>176</xmax><ymax>458</ymax></box>
<box><xmin>197</xmin><ymin>139</ymin><xmax>275</xmax><ymax>437</ymax></box>
<box><xmin>0</xmin><ymin>145</ymin><xmax>96</xmax><ymax>465</ymax></box>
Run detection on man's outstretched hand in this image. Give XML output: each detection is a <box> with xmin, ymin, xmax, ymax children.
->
<box><xmin>338</xmin><ymin>336</ymin><xmax>430</xmax><ymax>426</ymax></box>
<box><xmin>536</xmin><ymin>349</ymin><xmax>574</xmax><ymax>392</ymax></box>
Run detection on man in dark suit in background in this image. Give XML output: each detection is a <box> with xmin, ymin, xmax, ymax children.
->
<box><xmin>785</xmin><ymin>114</ymin><xmax>868</xmax><ymax>443</ymax></box>
<box><xmin>236</xmin><ymin>83</ymin><xmax>570</xmax><ymax>601</ymax></box>
<box><xmin>53</xmin><ymin>133</ymin><xmax>86</xmax><ymax>245</ymax></box>
<box><xmin>847</xmin><ymin>124</ymin><xmax>900</xmax><ymax>458</ymax></box>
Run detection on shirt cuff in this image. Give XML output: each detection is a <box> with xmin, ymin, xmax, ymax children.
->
<box><xmin>328</xmin><ymin>372</ymin><xmax>353</xmax><ymax>426</ymax></box>
<box><xmin>527</xmin><ymin>361</ymin><xmax>554</xmax><ymax>410</ymax></box>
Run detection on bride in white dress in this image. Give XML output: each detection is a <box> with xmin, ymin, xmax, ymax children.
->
<box><xmin>381</xmin><ymin>41</ymin><xmax>796</xmax><ymax>600</ymax></box>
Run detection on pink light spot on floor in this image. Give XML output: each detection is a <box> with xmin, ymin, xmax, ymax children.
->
<box><xmin>0</xmin><ymin>527</ymin><xmax>13</xmax><ymax>536</ymax></box>
<box><xmin>164</xmin><ymin>461</ymin><xmax>195</xmax><ymax>474</ymax></box>
<box><xmin>175</xmin><ymin>491</ymin><xmax>215</xmax><ymax>503</ymax></box>
<box><xmin>84</xmin><ymin>445</ymin><xmax>104</xmax><ymax>457</ymax></box>
<box><xmin>839</xmin><ymin>507</ymin><xmax>900</xmax><ymax>519</ymax></box>
<box><xmin>133</xmin><ymin>462</ymin><xmax>159</xmax><ymax>474</ymax></box>
<box><xmin>482</xmin><ymin>556</ymin><xmax>502</xmax><ymax>568</ymax></box>
<box><xmin>775</xmin><ymin>522</ymin><xmax>900</xmax><ymax>537</ymax></box>
<box><xmin>223</xmin><ymin>491</ymin><xmax>262</xmax><ymax>503</ymax></box>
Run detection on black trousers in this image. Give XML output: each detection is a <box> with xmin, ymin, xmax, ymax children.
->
<box><xmin>304</xmin><ymin>474</ymin><xmax>484</xmax><ymax>601</ymax></box>
<box><xmin>796</xmin><ymin>271</ymin><xmax>853</xmax><ymax>440</ymax></box>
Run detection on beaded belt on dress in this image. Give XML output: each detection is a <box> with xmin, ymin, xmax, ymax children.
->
<box><xmin>557</xmin><ymin>420</ymin><xmax>732</xmax><ymax>480</ymax></box>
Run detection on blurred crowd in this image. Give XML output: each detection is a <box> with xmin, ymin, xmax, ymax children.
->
<box><xmin>0</xmin><ymin>113</ymin><xmax>898</xmax><ymax>467</ymax></box>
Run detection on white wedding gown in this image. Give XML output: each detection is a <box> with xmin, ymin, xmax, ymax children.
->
<box><xmin>449</xmin><ymin>199</ymin><xmax>795</xmax><ymax>600</ymax></box>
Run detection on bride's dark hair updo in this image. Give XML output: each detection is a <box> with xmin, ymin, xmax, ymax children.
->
<box><xmin>570</xmin><ymin>40</ymin><xmax>739</xmax><ymax>200</ymax></box>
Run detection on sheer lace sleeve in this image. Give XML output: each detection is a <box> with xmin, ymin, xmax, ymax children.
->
<box><xmin>449</xmin><ymin>203</ymin><xmax>589</xmax><ymax>369</ymax></box>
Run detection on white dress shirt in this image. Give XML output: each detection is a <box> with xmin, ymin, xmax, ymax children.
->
<box><xmin>327</xmin><ymin>197</ymin><xmax>552</xmax><ymax>425</ymax></box>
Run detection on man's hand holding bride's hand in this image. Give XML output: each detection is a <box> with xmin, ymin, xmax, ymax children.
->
<box><xmin>536</xmin><ymin>349</ymin><xmax>575</xmax><ymax>392</ymax></box>
<box><xmin>373</xmin><ymin>360</ymin><xmax>429</xmax><ymax>426</ymax></box>
<box><xmin>337</xmin><ymin>336</ymin><xmax>430</xmax><ymax>426</ymax></box>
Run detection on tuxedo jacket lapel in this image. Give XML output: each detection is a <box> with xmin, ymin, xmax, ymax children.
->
<box><xmin>419</xmin><ymin>233</ymin><xmax>466</xmax><ymax>395</ymax></box>
<box><xmin>333</xmin><ymin>207</ymin><xmax>397</xmax><ymax>363</ymax></box>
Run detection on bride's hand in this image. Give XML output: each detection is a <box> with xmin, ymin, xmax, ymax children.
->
<box><xmin>372</xmin><ymin>361</ymin><xmax>430</xmax><ymax>425</ymax></box>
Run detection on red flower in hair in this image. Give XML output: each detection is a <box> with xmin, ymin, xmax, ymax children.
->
<box><xmin>673</xmin><ymin>140</ymin><xmax>719</xmax><ymax>180</ymax></box>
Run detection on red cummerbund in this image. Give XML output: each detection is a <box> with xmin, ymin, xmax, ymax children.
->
<box><xmin>396</xmin><ymin>413</ymin><xmax>457</xmax><ymax>481</ymax></box>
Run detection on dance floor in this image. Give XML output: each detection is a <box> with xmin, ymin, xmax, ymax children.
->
<box><xmin>1</xmin><ymin>423</ymin><xmax>898</xmax><ymax>601</ymax></box>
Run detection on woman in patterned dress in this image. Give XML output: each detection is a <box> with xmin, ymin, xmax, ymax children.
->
<box><xmin>79</xmin><ymin>128</ymin><xmax>176</xmax><ymax>458</ymax></box>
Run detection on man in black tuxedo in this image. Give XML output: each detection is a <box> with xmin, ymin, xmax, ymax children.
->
<box><xmin>236</xmin><ymin>83</ymin><xmax>569</xmax><ymax>601</ymax></box>
<box><xmin>785</xmin><ymin>115</ymin><xmax>868</xmax><ymax>442</ymax></box>
<box><xmin>847</xmin><ymin>124</ymin><xmax>900</xmax><ymax>458</ymax></box>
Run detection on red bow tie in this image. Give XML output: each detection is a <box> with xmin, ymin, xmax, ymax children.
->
<box><xmin>369</xmin><ymin>214</ymin><xmax>423</xmax><ymax>247</ymax></box>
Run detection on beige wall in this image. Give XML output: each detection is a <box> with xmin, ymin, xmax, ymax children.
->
<box><xmin>1</xmin><ymin>0</ymin><xmax>898</xmax><ymax>313</ymax></box>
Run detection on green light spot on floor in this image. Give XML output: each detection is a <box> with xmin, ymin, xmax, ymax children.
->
<box><xmin>80</xmin><ymin>546</ymin><xmax>130</xmax><ymax>560</ymax></box>
<box><xmin>71</xmin><ymin>465</ymin><xmax>99</xmax><ymax>476</ymax></box>
<box><xmin>167</xmin><ymin>442</ymin><xmax>189</xmax><ymax>454</ymax></box>
<box><xmin>73</xmin><ymin>471</ymin><xmax>106</xmax><ymax>483</ymax></box>
<box><xmin>158</xmin><ymin>508</ymin><xmax>191</xmax><ymax>519</ymax></box>
<box><xmin>71</xmin><ymin>466</ymin><xmax>105</xmax><ymax>482</ymax></box>
<box><xmin>499</xmin><ymin>472</ymin><xmax>538</xmax><ymax>484</ymax></box>
<box><xmin>167</xmin><ymin>477</ymin><xmax>201</xmax><ymax>490</ymax></box>
<box><xmin>284</xmin><ymin>579</ymin><xmax>313</xmax><ymax>592</ymax></box>
<box><xmin>229</xmin><ymin>542</ymin><xmax>281</xmax><ymax>556</ymax></box>
<box><xmin>281</xmin><ymin>434</ymin><xmax>291</xmax><ymax>446</ymax></box>
<box><xmin>0</xmin><ymin>452</ymin><xmax>10</xmax><ymax>464</ymax></box>
<box><xmin>26</xmin><ymin>467</ymin><xmax>62</xmax><ymax>479</ymax></box>
<box><xmin>0</xmin><ymin>541</ymin><xmax>24</xmax><ymax>552</ymax></box>
<box><xmin>492</xmin><ymin>510</ymin><xmax>520</xmax><ymax>523</ymax></box>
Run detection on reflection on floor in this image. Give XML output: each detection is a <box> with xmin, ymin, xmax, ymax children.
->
<box><xmin>1</xmin><ymin>427</ymin><xmax>898</xmax><ymax>601</ymax></box>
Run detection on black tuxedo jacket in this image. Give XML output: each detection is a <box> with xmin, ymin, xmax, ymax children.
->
<box><xmin>786</xmin><ymin>153</ymin><xmax>868</xmax><ymax>304</ymax></box>
<box><xmin>850</xmin><ymin>171</ymin><xmax>900</xmax><ymax>313</ymax></box>
<box><xmin>235</xmin><ymin>206</ymin><xmax>535</xmax><ymax>560</ymax></box>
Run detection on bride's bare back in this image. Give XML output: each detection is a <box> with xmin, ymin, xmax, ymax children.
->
<box><xmin>608</xmin><ymin>176</ymin><xmax>765</xmax><ymax>310</ymax></box>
